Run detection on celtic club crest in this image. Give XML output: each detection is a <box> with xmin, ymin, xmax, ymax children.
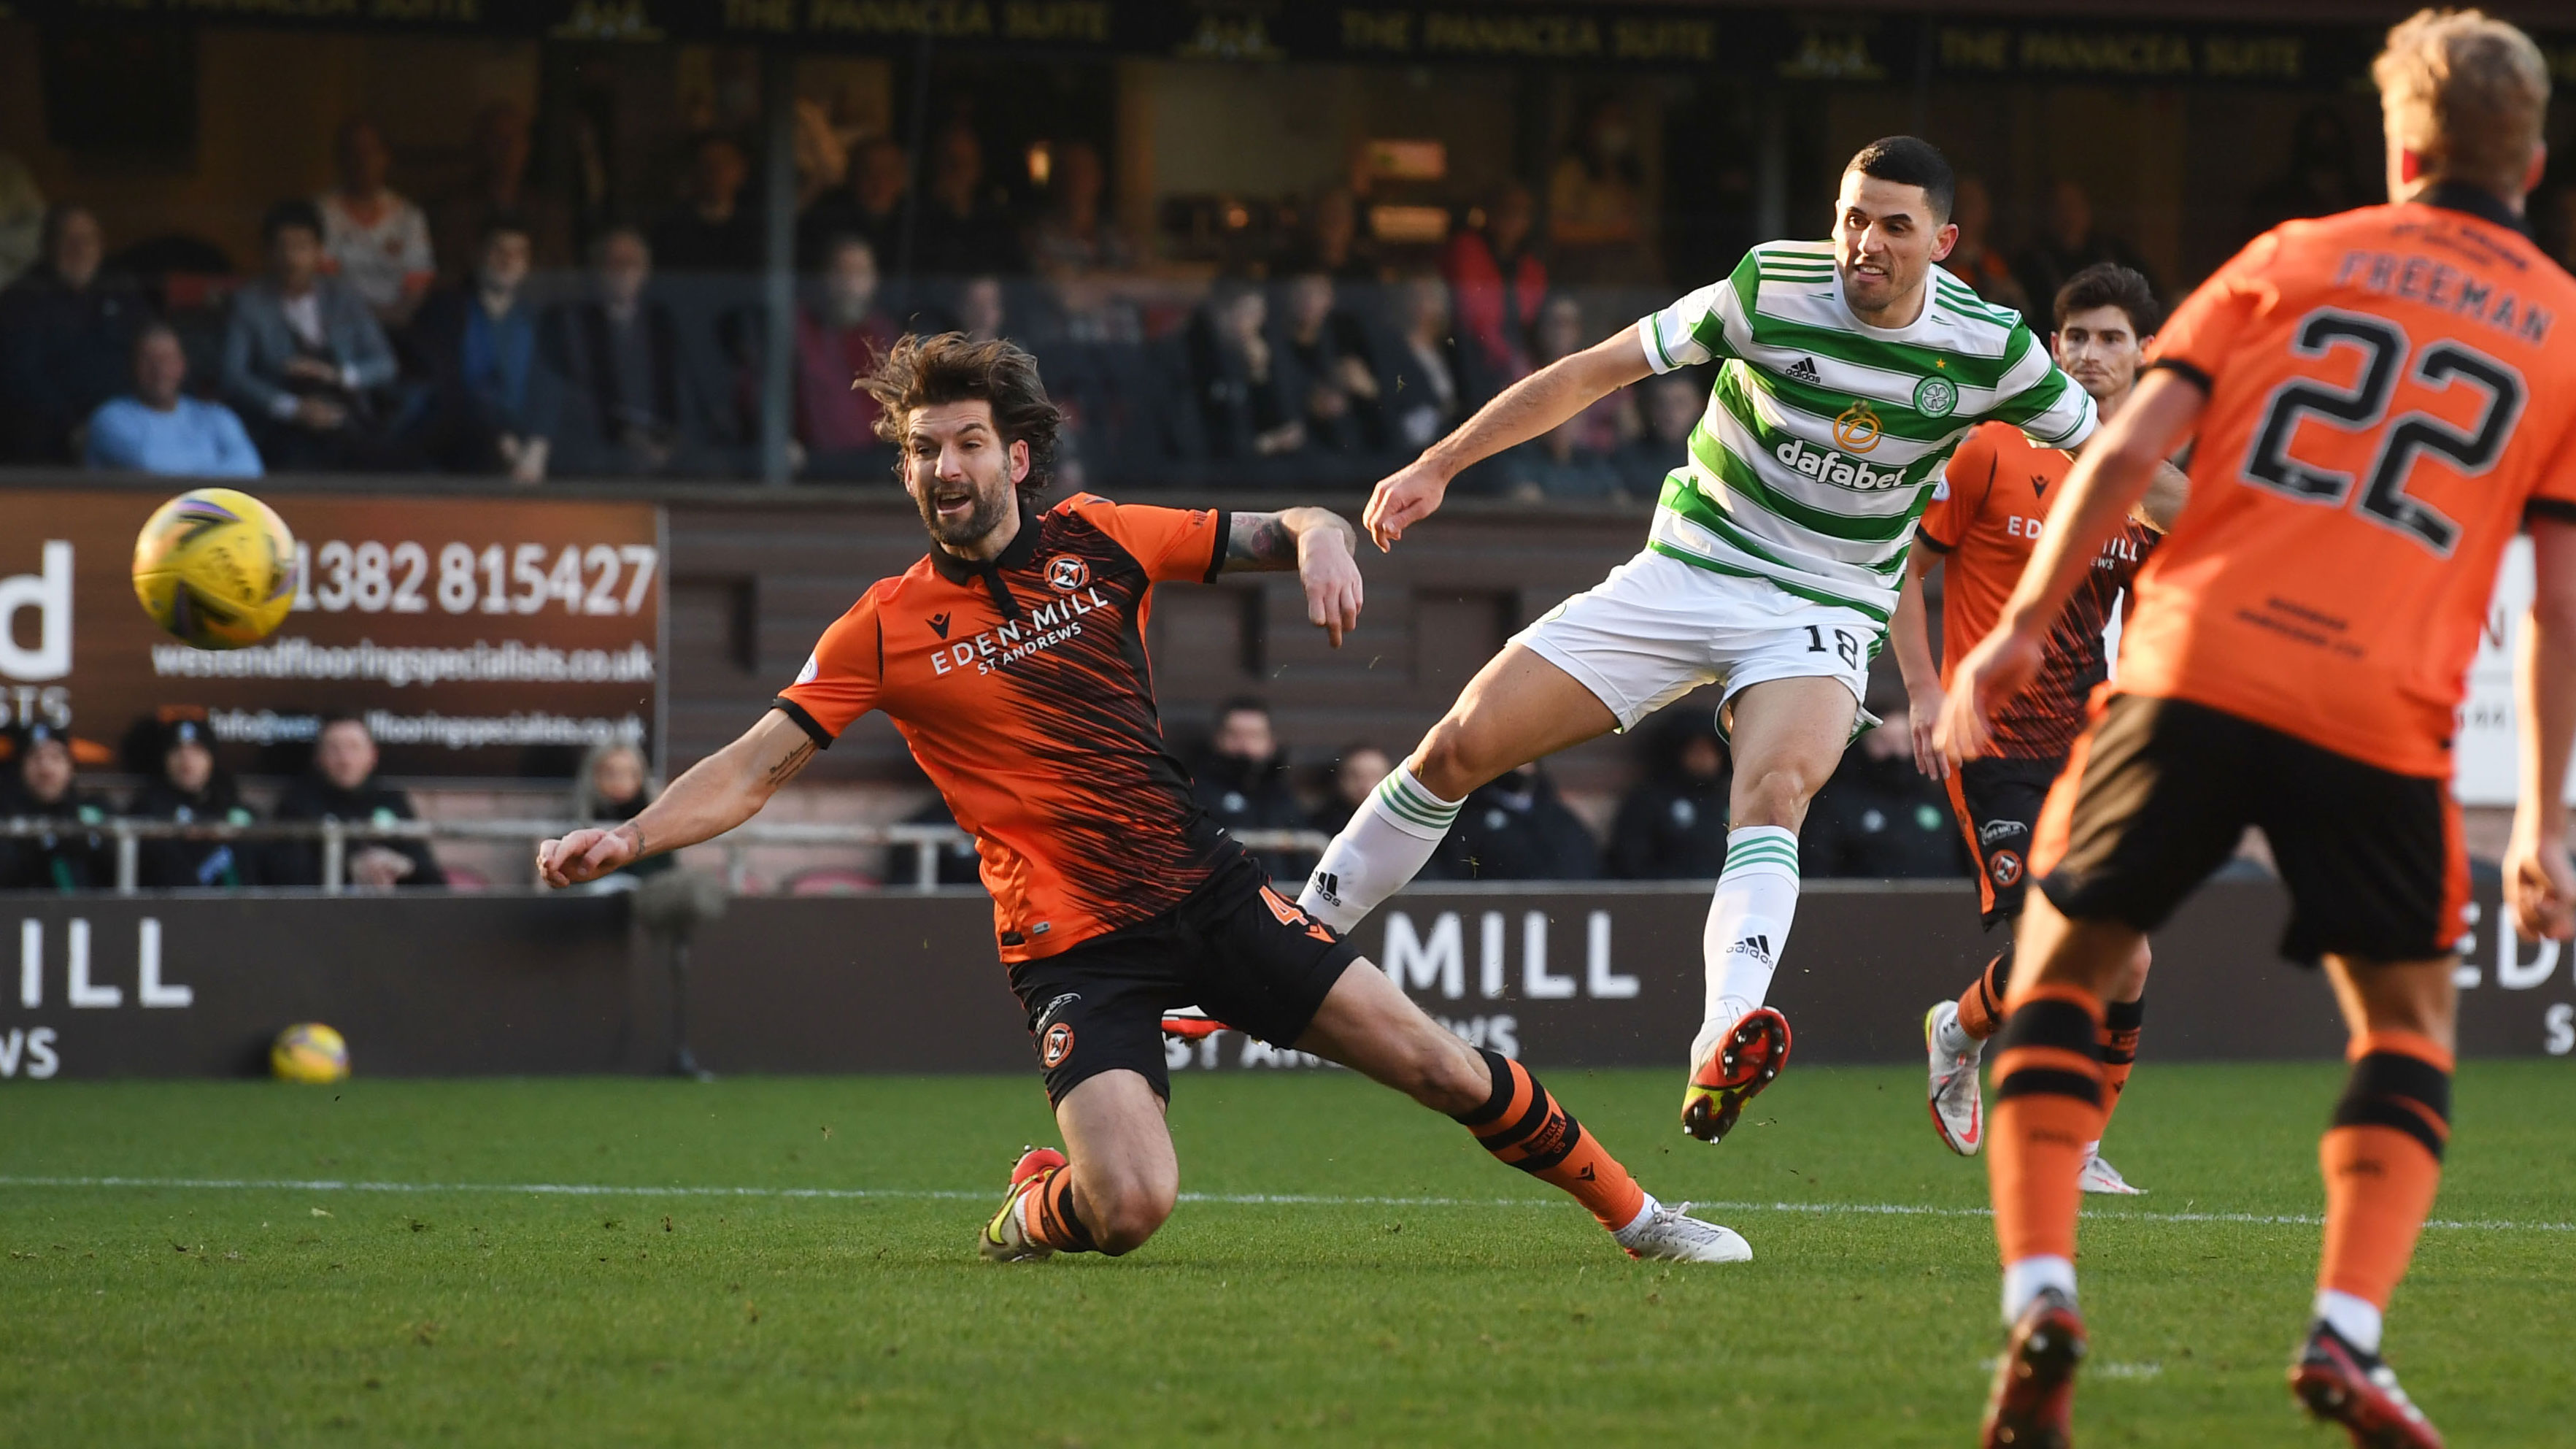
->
<box><xmin>1914</xmin><ymin>373</ymin><xmax>1959</xmax><ymax>418</ymax></box>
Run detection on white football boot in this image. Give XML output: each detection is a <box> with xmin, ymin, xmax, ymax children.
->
<box><xmin>1613</xmin><ymin>1201</ymin><xmax>1752</xmax><ymax>1263</ymax></box>
<box><xmin>2077</xmin><ymin>1151</ymin><xmax>2146</xmax><ymax>1196</ymax></box>
<box><xmin>1924</xmin><ymin>1000</ymin><xmax>1986</xmax><ymax>1156</ymax></box>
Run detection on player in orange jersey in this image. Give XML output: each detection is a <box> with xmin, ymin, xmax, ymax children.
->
<box><xmin>1892</xmin><ymin>264</ymin><xmax>2180</xmax><ymax>1191</ymax></box>
<box><xmin>1941</xmin><ymin>13</ymin><xmax>2576</xmax><ymax>1447</ymax></box>
<box><xmin>537</xmin><ymin>333</ymin><xmax>1746</xmax><ymax>1266</ymax></box>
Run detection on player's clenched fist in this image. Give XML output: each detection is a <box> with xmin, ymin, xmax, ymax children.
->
<box><xmin>538</xmin><ymin>825</ymin><xmax>639</xmax><ymax>888</ymax></box>
<box><xmin>1364</xmin><ymin>458</ymin><xmax>1451</xmax><ymax>550</ymax></box>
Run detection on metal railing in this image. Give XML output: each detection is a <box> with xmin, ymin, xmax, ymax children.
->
<box><xmin>0</xmin><ymin>816</ymin><xmax>1333</xmax><ymax>895</ymax></box>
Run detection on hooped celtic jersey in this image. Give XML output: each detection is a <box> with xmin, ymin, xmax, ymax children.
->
<box><xmin>1635</xmin><ymin>240</ymin><xmax>2098</xmax><ymax>623</ymax></box>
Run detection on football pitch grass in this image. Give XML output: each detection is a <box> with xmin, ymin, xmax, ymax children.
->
<box><xmin>3</xmin><ymin>1063</ymin><xmax>2570</xmax><ymax>1447</ymax></box>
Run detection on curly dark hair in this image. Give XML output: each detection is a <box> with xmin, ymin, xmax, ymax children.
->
<box><xmin>863</xmin><ymin>332</ymin><xmax>1063</xmax><ymax>500</ymax></box>
<box><xmin>2053</xmin><ymin>263</ymin><xmax>2162</xmax><ymax>337</ymax></box>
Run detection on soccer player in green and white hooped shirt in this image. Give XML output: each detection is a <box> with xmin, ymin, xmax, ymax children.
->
<box><xmin>1297</xmin><ymin>137</ymin><xmax>2106</xmax><ymax>1215</ymax></box>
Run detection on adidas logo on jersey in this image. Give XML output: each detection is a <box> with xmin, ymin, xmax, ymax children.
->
<box><xmin>1786</xmin><ymin>356</ymin><xmax>1822</xmax><ymax>383</ymax></box>
<box><xmin>1773</xmin><ymin>436</ymin><xmax>1907</xmax><ymax>491</ymax></box>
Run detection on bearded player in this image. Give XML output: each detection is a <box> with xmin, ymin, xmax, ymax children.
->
<box><xmin>1892</xmin><ymin>263</ymin><xmax>2182</xmax><ymax>1193</ymax></box>
<box><xmin>539</xmin><ymin>334</ymin><xmax>1744</xmax><ymax>1266</ymax></box>
<box><xmin>1945</xmin><ymin>12</ymin><xmax>2576</xmax><ymax>1445</ymax></box>
<box><xmin>1298</xmin><ymin>137</ymin><xmax>2141</xmax><ymax>1153</ymax></box>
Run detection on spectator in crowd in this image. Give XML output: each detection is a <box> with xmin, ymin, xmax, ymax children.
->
<box><xmin>1946</xmin><ymin>175</ymin><xmax>2031</xmax><ymax>318</ymax></box>
<box><xmin>1027</xmin><ymin>140</ymin><xmax>1134</xmax><ymax>280</ymax></box>
<box><xmin>2246</xmin><ymin>105</ymin><xmax>2371</xmax><ymax>237</ymax></box>
<box><xmin>315</xmin><ymin>118</ymin><xmax>435</xmax><ymax>328</ymax></box>
<box><xmin>1441</xmin><ymin>180</ymin><xmax>1546</xmax><ymax>384</ymax></box>
<box><xmin>1191</xmin><ymin>698</ymin><xmax>1309</xmax><ymax>878</ymax></box>
<box><xmin>915</xmin><ymin>124</ymin><xmax>1025</xmax><ymax>275</ymax></box>
<box><xmin>270</xmin><ymin>715</ymin><xmax>446</xmax><ymax>889</ymax></box>
<box><xmin>1185</xmin><ymin>277</ymin><xmax>1306</xmax><ymax>464</ymax></box>
<box><xmin>1310</xmin><ymin>742</ymin><xmax>1393</xmax><ymax>836</ymax></box>
<box><xmin>1387</xmin><ymin>273</ymin><xmax>1471</xmax><ymax>454</ymax></box>
<box><xmin>952</xmin><ymin>274</ymin><xmax>1008</xmax><ymax>344</ymax></box>
<box><xmin>1548</xmin><ymin>99</ymin><xmax>1652</xmax><ymax>283</ymax></box>
<box><xmin>568</xmin><ymin>739</ymin><xmax>671</xmax><ymax>888</ymax></box>
<box><xmin>1276</xmin><ymin>267</ymin><xmax>1385</xmax><ymax>455</ymax></box>
<box><xmin>1427</xmin><ymin>760</ymin><xmax>1599</xmax><ymax>882</ymax></box>
<box><xmin>222</xmin><ymin>199</ymin><xmax>403</xmax><ymax>472</ymax></box>
<box><xmin>0</xmin><ymin>204</ymin><xmax>146</xmax><ymax>464</ymax></box>
<box><xmin>1613</xmin><ymin>372</ymin><xmax>1700</xmax><ymax>497</ymax></box>
<box><xmin>85</xmin><ymin>323</ymin><xmax>262</xmax><ymax>478</ymax></box>
<box><xmin>0</xmin><ymin>723</ymin><xmax>110</xmax><ymax>893</ymax></box>
<box><xmin>0</xmin><ymin>151</ymin><xmax>42</xmax><ymax>284</ymax></box>
<box><xmin>128</xmin><ymin>718</ymin><xmax>259</xmax><ymax>891</ymax></box>
<box><xmin>799</xmin><ymin>136</ymin><xmax>911</xmax><ymax>274</ymax></box>
<box><xmin>1288</xmin><ymin>185</ymin><xmax>1381</xmax><ymax>282</ymax></box>
<box><xmin>1500</xmin><ymin>417</ymin><xmax>1624</xmax><ymax>501</ymax></box>
<box><xmin>543</xmin><ymin>227</ymin><xmax>714</xmax><ymax>477</ymax></box>
<box><xmin>1607</xmin><ymin>714</ymin><xmax>1732</xmax><ymax>879</ymax></box>
<box><xmin>431</xmin><ymin>101</ymin><xmax>574</xmax><ymax>281</ymax></box>
<box><xmin>652</xmin><ymin>134</ymin><xmax>763</xmax><ymax>274</ymax></box>
<box><xmin>1535</xmin><ymin>293</ymin><xmax>1630</xmax><ymax>454</ymax></box>
<box><xmin>793</xmin><ymin>234</ymin><xmax>901</xmax><ymax>478</ymax></box>
<box><xmin>2012</xmin><ymin>180</ymin><xmax>2156</xmax><ymax>325</ymax></box>
<box><xmin>1801</xmin><ymin>708</ymin><xmax>1967</xmax><ymax>879</ymax></box>
<box><xmin>413</xmin><ymin>214</ymin><xmax>555</xmax><ymax>481</ymax></box>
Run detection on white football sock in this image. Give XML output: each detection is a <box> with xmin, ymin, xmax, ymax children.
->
<box><xmin>1297</xmin><ymin>764</ymin><xmax>1462</xmax><ymax>933</ymax></box>
<box><xmin>2002</xmin><ymin>1255</ymin><xmax>2078</xmax><ymax>1324</ymax></box>
<box><xmin>1611</xmin><ymin>1191</ymin><xmax>1662</xmax><ymax>1239</ymax></box>
<box><xmin>1690</xmin><ymin>826</ymin><xmax>1802</xmax><ymax>1067</ymax></box>
<box><xmin>1935</xmin><ymin>1006</ymin><xmax>1981</xmax><ymax>1060</ymax></box>
<box><xmin>2315</xmin><ymin>1288</ymin><xmax>2384</xmax><ymax>1355</ymax></box>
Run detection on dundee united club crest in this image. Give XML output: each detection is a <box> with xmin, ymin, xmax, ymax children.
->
<box><xmin>1046</xmin><ymin>556</ymin><xmax>1090</xmax><ymax>593</ymax></box>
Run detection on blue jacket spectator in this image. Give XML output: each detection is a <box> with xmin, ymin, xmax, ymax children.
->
<box><xmin>84</xmin><ymin>323</ymin><xmax>261</xmax><ymax>478</ymax></box>
<box><xmin>221</xmin><ymin>199</ymin><xmax>401</xmax><ymax>472</ymax></box>
<box><xmin>0</xmin><ymin>205</ymin><xmax>145</xmax><ymax>463</ymax></box>
<box><xmin>412</xmin><ymin>215</ymin><xmax>556</xmax><ymax>480</ymax></box>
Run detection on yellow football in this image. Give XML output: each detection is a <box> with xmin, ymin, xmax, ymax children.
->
<box><xmin>271</xmin><ymin>1022</ymin><xmax>350</xmax><ymax>1084</ymax></box>
<box><xmin>132</xmin><ymin>488</ymin><xmax>298</xmax><ymax>650</ymax></box>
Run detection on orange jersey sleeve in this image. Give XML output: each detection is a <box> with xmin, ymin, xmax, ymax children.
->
<box><xmin>1060</xmin><ymin>494</ymin><xmax>1230</xmax><ymax>584</ymax></box>
<box><xmin>774</xmin><ymin>583</ymin><xmax>888</xmax><ymax>740</ymax></box>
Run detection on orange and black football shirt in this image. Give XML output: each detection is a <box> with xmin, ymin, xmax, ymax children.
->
<box><xmin>2127</xmin><ymin>185</ymin><xmax>2576</xmax><ymax>778</ymax></box>
<box><xmin>775</xmin><ymin>493</ymin><xmax>1231</xmax><ymax>962</ymax></box>
<box><xmin>1920</xmin><ymin>420</ymin><xmax>2155</xmax><ymax>760</ymax></box>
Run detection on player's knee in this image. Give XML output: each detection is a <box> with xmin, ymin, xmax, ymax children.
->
<box><xmin>1085</xmin><ymin>1176</ymin><xmax>1176</xmax><ymax>1256</ymax></box>
<box><xmin>1411</xmin><ymin>720</ymin><xmax>1495</xmax><ymax>802</ymax></box>
<box><xmin>1732</xmin><ymin>763</ymin><xmax>1822</xmax><ymax>829</ymax></box>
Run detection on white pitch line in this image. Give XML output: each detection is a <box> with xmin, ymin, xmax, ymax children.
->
<box><xmin>1</xmin><ymin>1175</ymin><xmax>2569</xmax><ymax>1233</ymax></box>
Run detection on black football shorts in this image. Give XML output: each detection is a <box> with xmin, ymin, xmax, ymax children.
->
<box><xmin>1943</xmin><ymin>755</ymin><xmax>2063</xmax><ymax>929</ymax></box>
<box><xmin>1004</xmin><ymin>850</ymin><xmax>1361</xmax><ymax>1105</ymax></box>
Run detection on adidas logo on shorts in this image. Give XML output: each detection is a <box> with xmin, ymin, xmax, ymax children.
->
<box><xmin>1786</xmin><ymin>356</ymin><xmax>1822</xmax><ymax>383</ymax></box>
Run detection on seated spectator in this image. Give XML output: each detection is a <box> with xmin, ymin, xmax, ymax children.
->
<box><xmin>1191</xmin><ymin>698</ymin><xmax>1309</xmax><ymax>879</ymax></box>
<box><xmin>221</xmin><ymin>199</ymin><xmax>403</xmax><ymax>472</ymax></box>
<box><xmin>1275</xmin><ymin>269</ymin><xmax>1386</xmax><ymax>455</ymax></box>
<box><xmin>1441</xmin><ymin>180</ymin><xmax>1545</xmax><ymax>385</ymax></box>
<box><xmin>1309</xmin><ymin>741</ymin><xmax>1392</xmax><ymax>834</ymax></box>
<box><xmin>1027</xmin><ymin>140</ymin><xmax>1134</xmax><ymax>280</ymax></box>
<box><xmin>431</xmin><ymin>101</ymin><xmax>572</xmax><ymax>283</ymax></box>
<box><xmin>542</xmin><ymin>228</ymin><xmax>716</xmax><ymax>478</ymax></box>
<box><xmin>1613</xmin><ymin>373</ymin><xmax>1702</xmax><ymax>497</ymax></box>
<box><xmin>798</xmin><ymin>136</ymin><xmax>909</xmax><ymax>274</ymax></box>
<box><xmin>568</xmin><ymin>739</ymin><xmax>671</xmax><ymax>888</ymax></box>
<box><xmin>0</xmin><ymin>204</ymin><xmax>145</xmax><ymax>463</ymax></box>
<box><xmin>793</xmin><ymin>235</ymin><xmax>900</xmax><ymax>479</ymax></box>
<box><xmin>412</xmin><ymin>214</ymin><xmax>554</xmax><ymax>480</ymax></box>
<box><xmin>915</xmin><ymin>124</ymin><xmax>1025</xmax><ymax>276</ymax></box>
<box><xmin>1386</xmin><ymin>274</ymin><xmax>1472</xmax><ymax>453</ymax></box>
<box><xmin>1535</xmin><ymin>293</ymin><xmax>1632</xmax><ymax>454</ymax></box>
<box><xmin>269</xmin><ymin>715</ymin><xmax>445</xmax><ymax>889</ymax></box>
<box><xmin>1947</xmin><ymin>176</ymin><xmax>2030</xmax><ymax>318</ymax></box>
<box><xmin>1499</xmin><ymin>418</ymin><xmax>1624</xmax><ymax>501</ymax></box>
<box><xmin>1548</xmin><ymin>100</ymin><xmax>1652</xmax><ymax>284</ymax></box>
<box><xmin>1287</xmin><ymin>185</ymin><xmax>1381</xmax><ymax>283</ymax></box>
<box><xmin>1802</xmin><ymin>709</ymin><xmax>1967</xmax><ymax>879</ymax></box>
<box><xmin>315</xmin><ymin>119</ymin><xmax>435</xmax><ymax>328</ymax></box>
<box><xmin>85</xmin><ymin>323</ymin><xmax>262</xmax><ymax>478</ymax></box>
<box><xmin>1427</xmin><ymin>761</ymin><xmax>1598</xmax><ymax>882</ymax></box>
<box><xmin>651</xmin><ymin>134</ymin><xmax>763</xmax><ymax>274</ymax></box>
<box><xmin>953</xmin><ymin>274</ymin><xmax>1007</xmax><ymax>345</ymax></box>
<box><xmin>1184</xmin><ymin>277</ymin><xmax>1307</xmax><ymax>464</ymax></box>
<box><xmin>0</xmin><ymin>723</ymin><xmax>110</xmax><ymax>892</ymax></box>
<box><xmin>1607</xmin><ymin>715</ymin><xmax>1731</xmax><ymax>879</ymax></box>
<box><xmin>128</xmin><ymin>718</ymin><xmax>259</xmax><ymax>891</ymax></box>
<box><xmin>2013</xmin><ymin>180</ymin><xmax>2157</xmax><ymax>326</ymax></box>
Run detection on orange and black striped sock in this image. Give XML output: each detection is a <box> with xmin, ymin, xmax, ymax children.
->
<box><xmin>1022</xmin><ymin>1165</ymin><xmax>1099</xmax><ymax>1254</ymax></box>
<box><xmin>1986</xmin><ymin>983</ymin><xmax>2108</xmax><ymax>1270</ymax></box>
<box><xmin>2096</xmin><ymin>995</ymin><xmax>2146</xmax><ymax>1134</ymax></box>
<box><xmin>2318</xmin><ymin>1030</ymin><xmax>2452</xmax><ymax>1313</ymax></box>
<box><xmin>1454</xmin><ymin>1049</ymin><xmax>1648</xmax><ymax>1233</ymax></box>
<box><xmin>1956</xmin><ymin>943</ymin><xmax>2014</xmax><ymax>1041</ymax></box>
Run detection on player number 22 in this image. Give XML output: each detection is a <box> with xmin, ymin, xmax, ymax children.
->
<box><xmin>1804</xmin><ymin>624</ymin><xmax>1862</xmax><ymax>668</ymax></box>
<box><xmin>2244</xmin><ymin>307</ymin><xmax>2526</xmax><ymax>557</ymax></box>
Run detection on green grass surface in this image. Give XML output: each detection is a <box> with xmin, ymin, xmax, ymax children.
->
<box><xmin>2</xmin><ymin>1062</ymin><xmax>2569</xmax><ymax>1446</ymax></box>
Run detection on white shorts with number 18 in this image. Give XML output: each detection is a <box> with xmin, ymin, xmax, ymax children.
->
<box><xmin>1511</xmin><ymin>547</ymin><xmax>1881</xmax><ymax>733</ymax></box>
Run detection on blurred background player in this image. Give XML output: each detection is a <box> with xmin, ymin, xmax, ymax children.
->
<box><xmin>538</xmin><ymin>333</ymin><xmax>1746</xmax><ymax>1267</ymax></box>
<box><xmin>1892</xmin><ymin>262</ymin><xmax>2180</xmax><ymax>1193</ymax></box>
<box><xmin>1943</xmin><ymin>13</ymin><xmax>2576</xmax><ymax>1446</ymax></box>
<box><xmin>1299</xmin><ymin>137</ymin><xmax>2118</xmax><ymax>1148</ymax></box>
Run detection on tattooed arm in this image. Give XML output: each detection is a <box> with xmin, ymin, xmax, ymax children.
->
<box><xmin>539</xmin><ymin>710</ymin><xmax>817</xmax><ymax>887</ymax></box>
<box><xmin>1221</xmin><ymin>507</ymin><xmax>1365</xmax><ymax>647</ymax></box>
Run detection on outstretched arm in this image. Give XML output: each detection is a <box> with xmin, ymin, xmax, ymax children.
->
<box><xmin>1363</xmin><ymin>328</ymin><xmax>1652</xmax><ymax>550</ymax></box>
<box><xmin>1891</xmin><ymin>551</ymin><xmax>1948</xmax><ymax>779</ymax></box>
<box><xmin>2508</xmin><ymin>516</ymin><xmax>2576</xmax><ymax>941</ymax></box>
<box><xmin>1223</xmin><ymin>507</ymin><xmax>1364</xmax><ymax>647</ymax></box>
<box><xmin>538</xmin><ymin>710</ymin><xmax>817</xmax><ymax>886</ymax></box>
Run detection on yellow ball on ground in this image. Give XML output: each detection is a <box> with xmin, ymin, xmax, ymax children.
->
<box><xmin>132</xmin><ymin>488</ymin><xmax>298</xmax><ymax>650</ymax></box>
<box><xmin>271</xmin><ymin>1023</ymin><xmax>350</xmax><ymax>1084</ymax></box>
